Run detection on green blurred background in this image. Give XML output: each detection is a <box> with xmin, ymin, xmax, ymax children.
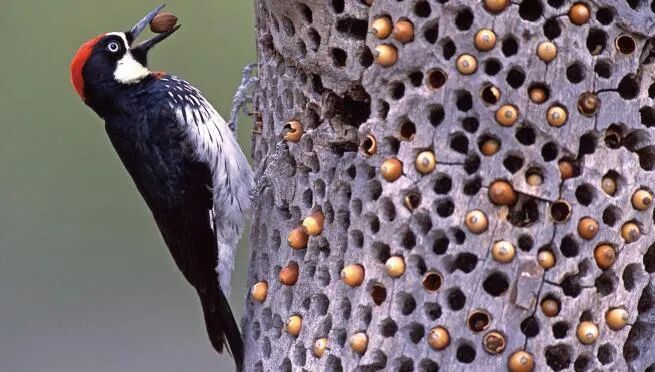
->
<box><xmin>0</xmin><ymin>1</ymin><xmax>255</xmax><ymax>371</ymax></box>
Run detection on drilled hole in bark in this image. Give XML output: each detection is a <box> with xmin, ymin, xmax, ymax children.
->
<box><xmin>452</xmin><ymin>253</ymin><xmax>477</xmax><ymax>273</ymax></box>
<box><xmin>406</xmin><ymin>322</ymin><xmax>425</xmax><ymax>344</ymax></box>
<box><xmin>463</xmin><ymin>176</ymin><xmax>482</xmax><ymax>196</ymax></box>
<box><xmin>428</xmin><ymin>104</ymin><xmax>445</xmax><ymax>127</ymax></box>
<box><xmin>502</xmin><ymin>36</ymin><xmax>519</xmax><ymax>57</ymax></box>
<box><xmin>423</xmin><ymin>272</ymin><xmax>443</xmax><ymax>291</ymax></box>
<box><xmin>433</xmin><ymin>233</ymin><xmax>449</xmax><ymax>255</ymax></box>
<box><xmin>507</xmin><ymin>67</ymin><xmax>526</xmax><ymax>88</ymax></box>
<box><xmin>542</xmin><ymin>142</ymin><xmax>558</xmax><ymax>161</ymax></box>
<box><xmin>595</xmin><ymin>60</ymin><xmax>612</xmax><ymax>78</ymax></box>
<box><xmin>623</xmin><ymin>263</ymin><xmax>643</xmax><ymax>291</ymax></box>
<box><xmin>560</xmin><ymin>235</ymin><xmax>579</xmax><ymax>257</ymax></box>
<box><xmin>280</xmin><ymin>358</ymin><xmax>292</xmax><ymax>372</ymax></box>
<box><xmin>552</xmin><ymin>321</ymin><xmax>569</xmax><ymax>338</ymax></box>
<box><xmin>372</xmin><ymin>241</ymin><xmax>390</xmax><ymax>263</ymax></box>
<box><xmin>644</xmin><ymin>243</ymin><xmax>655</xmax><ymax>272</ymax></box>
<box><xmin>567</xmin><ymin>62</ymin><xmax>586</xmax><ymax>84</ymax></box>
<box><xmin>419</xmin><ymin>359</ymin><xmax>439</xmax><ymax>372</ymax></box>
<box><xmin>638</xmin><ymin>146</ymin><xmax>655</xmax><ymax>170</ymax></box>
<box><xmin>598</xmin><ymin>343</ymin><xmax>615</xmax><ymax>365</ymax></box>
<box><xmin>414</xmin><ymin>0</ymin><xmax>431</xmax><ymax>17</ymax></box>
<box><xmin>518</xmin><ymin>235</ymin><xmax>534</xmax><ymax>251</ymax></box>
<box><xmin>561</xmin><ymin>273</ymin><xmax>582</xmax><ymax>297</ymax></box>
<box><xmin>425</xmin><ymin>302</ymin><xmax>442</xmax><ymax>320</ymax></box>
<box><xmin>349</xmin><ymin>229</ymin><xmax>364</xmax><ymax>248</ymax></box>
<box><xmin>434</xmin><ymin>173</ymin><xmax>452</xmax><ymax>194</ymax></box>
<box><xmin>509</xmin><ymin>197</ymin><xmax>539</xmax><ymax>227</ymax></box>
<box><xmin>616</xmin><ymin>34</ymin><xmax>636</xmax><ymax>54</ymax></box>
<box><xmin>587</xmin><ymin>28</ymin><xmax>607</xmax><ymax>55</ymax></box>
<box><xmin>546</xmin><ymin>344</ymin><xmax>572</xmax><ymax>371</ymax></box>
<box><xmin>595</xmin><ymin>270</ymin><xmax>618</xmax><ymax>296</ymax></box>
<box><xmin>597</xmin><ymin>7</ymin><xmax>615</xmax><ymax>24</ymax></box>
<box><xmin>618</xmin><ymin>74</ymin><xmax>639</xmax><ymax>99</ymax></box>
<box><xmin>520</xmin><ymin>316</ymin><xmax>540</xmax><ymax>337</ymax></box>
<box><xmin>380</xmin><ymin>318</ymin><xmax>398</xmax><ymax>337</ymax></box>
<box><xmin>390</xmin><ymin>82</ymin><xmax>405</xmax><ymax>101</ymax></box>
<box><xmin>423</xmin><ymin>20</ymin><xmax>439</xmax><ymax>44</ymax></box>
<box><xmin>550</xmin><ymin>200</ymin><xmax>571</xmax><ymax>223</ymax></box>
<box><xmin>442</xmin><ymin>38</ymin><xmax>456</xmax><ymax>60</ymax></box>
<box><xmin>462</xmin><ymin>117</ymin><xmax>479</xmax><ymax>133</ymax></box>
<box><xmin>456</xmin><ymin>343</ymin><xmax>476</xmax><ymax>363</ymax></box>
<box><xmin>516</xmin><ymin>126</ymin><xmax>536</xmax><ymax>145</ymax></box>
<box><xmin>448</xmin><ymin>288</ymin><xmax>466</xmax><ymax>310</ymax></box>
<box><xmin>398</xmin><ymin>292</ymin><xmax>417</xmax><ymax>315</ymax></box>
<box><xmin>483</xmin><ymin>272</ymin><xmax>509</xmax><ymax>296</ymax></box>
<box><xmin>371</xmin><ymin>283</ymin><xmax>387</xmax><ymax>305</ymax></box>
<box><xmin>519</xmin><ymin>0</ymin><xmax>543</xmax><ymax>21</ymax></box>
<box><xmin>575</xmin><ymin>184</ymin><xmax>595</xmax><ymax>206</ymax></box>
<box><xmin>435</xmin><ymin>198</ymin><xmax>455</xmax><ymax>218</ymax></box>
<box><xmin>281</xmin><ymin>16</ymin><xmax>295</xmax><ymax>37</ymax></box>
<box><xmin>450</xmin><ymin>132</ymin><xmax>469</xmax><ymax>154</ymax></box>
<box><xmin>456</xmin><ymin>90</ymin><xmax>473</xmax><ymax>111</ymax></box>
<box><xmin>409</xmin><ymin>71</ymin><xmax>423</xmax><ymax>87</ymax></box>
<box><xmin>468</xmin><ymin>310</ymin><xmax>491</xmax><ymax>332</ymax></box>
<box><xmin>358</xmin><ymin>46</ymin><xmax>373</xmax><ymax>67</ymax></box>
<box><xmin>503</xmin><ymin>153</ymin><xmax>524</xmax><ymax>173</ymax></box>
<box><xmin>573</xmin><ymin>354</ymin><xmax>591</xmax><ymax>372</ymax></box>
<box><xmin>399</xmin><ymin>119</ymin><xmax>415</xmax><ymax>140</ymax></box>
<box><xmin>543</xmin><ymin>17</ymin><xmax>561</xmax><ymax>39</ymax></box>
<box><xmin>402</xmin><ymin>229</ymin><xmax>416</xmax><ymax>250</ymax></box>
<box><xmin>331</xmin><ymin>48</ymin><xmax>347</xmax><ymax>67</ymax></box>
<box><xmin>455</xmin><ymin>7</ymin><xmax>474</xmax><ymax>30</ymax></box>
<box><xmin>464</xmin><ymin>154</ymin><xmax>480</xmax><ymax>174</ymax></box>
<box><xmin>331</xmin><ymin>0</ymin><xmax>344</xmax><ymax>13</ymax></box>
<box><xmin>484</xmin><ymin>58</ymin><xmax>502</xmax><ymax>75</ymax></box>
<box><xmin>641</xmin><ymin>107</ymin><xmax>655</xmax><ymax>127</ymax></box>
<box><xmin>336</xmin><ymin>17</ymin><xmax>367</xmax><ymax>40</ymax></box>
<box><xmin>367</xmin><ymin>180</ymin><xmax>382</xmax><ymax>201</ymax></box>
<box><xmin>427</xmin><ymin>69</ymin><xmax>447</xmax><ymax>90</ymax></box>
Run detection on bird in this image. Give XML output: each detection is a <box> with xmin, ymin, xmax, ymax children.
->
<box><xmin>69</xmin><ymin>5</ymin><xmax>252</xmax><ymax>370</ymax></box>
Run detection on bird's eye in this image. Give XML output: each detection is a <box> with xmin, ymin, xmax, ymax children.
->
<box><xmin>107</xmin><ymin>42</ymin><xmax>120</xmax><ymax>53</ymax></box>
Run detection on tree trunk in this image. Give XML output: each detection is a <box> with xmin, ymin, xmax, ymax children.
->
<box><xmin>242</xmin><ymin>0</ymin><xmax>655</xmax><ymax>371</ymax></box>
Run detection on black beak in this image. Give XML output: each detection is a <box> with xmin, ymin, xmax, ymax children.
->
<box><xmin>125</xmin><ymin>4</ymin><xmax>180</xmax><ymax>65</ymax></box>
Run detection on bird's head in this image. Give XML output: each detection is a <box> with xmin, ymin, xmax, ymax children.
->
<box><xmin>70</xmin><ymin>4</ymin><xmax>179</xmax><ymax>105</ymax></box>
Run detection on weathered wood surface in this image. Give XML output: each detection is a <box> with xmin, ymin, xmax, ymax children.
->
<box><xmin>242</xmin><ymin>0</ymin><xmax>655</xmax><ymax>371</ymax></box>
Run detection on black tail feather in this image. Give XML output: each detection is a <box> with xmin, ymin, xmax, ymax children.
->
<box><xmin>199</xmin><ymin>287</ymin><xmax>244</xmax><ymax>371</ymax></box>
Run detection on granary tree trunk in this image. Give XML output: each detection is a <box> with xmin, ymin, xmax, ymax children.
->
<box><xmin>241</xmin><ymin>0</ymin><xmax>655</xmax><ymax>370</ymax></box>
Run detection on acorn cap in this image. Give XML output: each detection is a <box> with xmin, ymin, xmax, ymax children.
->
<box><xmin>577</xmin><ymin>92</ymin><xmax>599</xmax><ymax>116</ymax></box>
<box><xmin>483</xmin><ymin>331</ymin><xmax>506</xmax><ymax>354</ymax></box>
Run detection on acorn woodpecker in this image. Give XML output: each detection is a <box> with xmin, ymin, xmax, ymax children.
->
<box><xmin>70</xmin><ymin>5</ymin><xmax>252</xmax><ymax>369</ymax></box>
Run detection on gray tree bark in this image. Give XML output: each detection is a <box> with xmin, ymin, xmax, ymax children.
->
<box><xmin>241</xmin><ymin>0</ymin><xmax>655</xmax><ymax>371</ymax></box>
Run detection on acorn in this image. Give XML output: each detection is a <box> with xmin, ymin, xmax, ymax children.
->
<box><xmin>594</xmin><ymin>244</ymin><xmax>616</xmax><ymax>270</ymax></box>
<box><xmin>392</xmin><ymin>19</ymin><xmax>414</xmax><ymax>43</ymax></box>
<box><xmin>569</xmin><ymin>3</ymin><xmax>591</xmax><ymax>25</ymax></box>
<box><xmin>484</xmin><ymin>0</ymin><xmax>510</xmax><ymax>13</ymax></box>
<box><xmin>483</xmin><ymin>331</ymin><xmax>506</xmax><ymax>354</ymax></box>
<box><xmin>558</xmin><ymin>160</ymin><xmax>574</xmax><ymax>180</ymax></box>
<box><xmin>495</xmin><ymin>105</ymin><xmax>519</xmax><ymax>127</ymax></box>
<box><xmin>465</xmin><ymin>210</ymin><xmax>489</xmax><ymax>234</ymax></box>
<box><xmin>576</xmin><ymin>321</ymin><xmax>599</xmax><ymax>345</ymax></box>
<box><xmin>526</xmin><ymin>173</ymin><xmax>543</xmax><ymax>187</ymax></box>
<box><xmin>302</xmin><ymin>211</ymin><xmax>325</xmax><ymax>236</ymax></box>
<box><xmin>251</xmin><ymin>281</ymin><xmax>269</xmax><ymax>303</ymax></box>
<box><xmin>288</xmin><ymin>227</ymin><xmax>309</xmax><ymax>249</ymax></box>
<box><xmin>422</xmin><ymin>271</ymin><xmax>443</xmax><ymax>291</ymax></box>
<box><xmin>374</xmin><ymin>44</ymin><xmax>398</xmax><ymax>67</ymax></box>
<box><xmin>150</xmin><ymin>12</ymin><xmax>178</xmax><ymax>33</ymax></box>
<box><xmin>415</xmin><ymin>151</ymin><xmax>437</xmax><ymax>174</ymax></box>
<box><xmin>541</xmin><ymin>299</ymin><xmax>560</xmax><ymax>317</ymax></box>
<box><xmin>537</xmin><ymin>41</ymin><xmax>557</xmax><ymax>63</ymax></box>
<box><xmin>371</xmin><ymin>16</ymin><xmax>392</xmax><ymax>39</ymax></box>
<box><xmin>508</xmin><ymin>351</ymin><xmax>535</xmax><ymax>372</ymax></box>
<box><xmin>456</xmin><ymin>54</ymin><xmax>478</xmax><ymax>75</ymax></box>
<box><xmin>577</xmin><ymin>92</ymin><xmax>599</xmax><ymax>116</ymax></box>
<box><xmin>427</xmin><ymin>326</ymin><xmax>450</xmax><ymax>350</ymax></box>
<box><xmin>283</xmin><ymin>120</ymin><xmax>304</xmax><ymax>142</ymax></box>
<box><xmin>491</xmin><ymin>240</ymin><xmax>516</xmax><ymax>263</ymax></box>
<box><xmin>480</xmin><ymin>85</ymin><xmax>501</xmax><ymax>105</ymax></box>
<box><xmin>577</xmin><ymin>217</ymin><xmax>599</xmax><ymax>240</ymax></box>
<box><xmin>621</xmin><ymin>222</ymin><xmax>640</xmax><ymax>243</ymax></box>
<box><xmin>606</xmin><ymin>308</ymin><xmax>629</xmax><ymax>330</ymax></box>
<box><xmin>385</xmin><ymin>256</ymin><xmax>406</xmax><ymax>278</ymax></box>
<box><xmin>547</xmin><ymin>105</ymin><xmax>567</xmax><ymax>127</ymax></box>
<box><xmin>381</xmin><ymin>158</ymin><xmax>403</xmax><ymax>182</ymax></box>
<box><xmin>601</xmin><ymin>176</ymin><xmax>617</xmax><ymax>195</ymax></box>
<box><xmin>528</xmin><ymin>86</ymin><xmax>548</xmax><ymax>104</ymax></box>
<box><xmin>480</xmin><ymin>138</ymin><xmax>500</xmax><ymax>156</ymax></box>
<box><xmin>313</xmin><ymin>337</ymin><xmax>328</xmax><ymax>357</ymax></box>
<box><xmin>537</xmin><ymin>250</ymin><xmax>556</xmax><ymax>269</ymax></box>
<box><xmin>349</xmin><ymin>332</ymin><xmax>368</xmax><ymax>354</ymax></box>
<box><xmin>632</xmin><ymin>189</ymin><xmax>653</xmax><ymax>210</ymax></box>
<box><xmin>285</xmin><ymin>315</ymin><xmax>302</xmax><ymax>337</ymax></box>
<box><xmin>360</xmin><ymin>134</ymin><xmax>377</xmax><ymax>157</ymax></box>
<box><xmin>279</xmin><ymin>262</ymin><xmax>299</xmax><ymax>285</ymax></box>
<box><xmin>362</xmin><ymin>0</ymin><xmax>374</xmax><ymax>5</ymax></box>
<box><xmin>341</xmin><ymin>264</ymin><xmax>365</xmax><ymax>287</ymax></box>
<box><xmin>488</xmin><ymin>180</ymin><xmax>518</xmax><ymax>206</ymax></box>
<box><xmin>474</xmin><ymin>29</ymin><xmax>497</xmax><ymax>51</ymax></box>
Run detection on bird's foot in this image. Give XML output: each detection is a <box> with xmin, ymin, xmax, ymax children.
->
<box><xmin>250</xmin><ymin>140</ymin><xmax>292</xmax><ymax>208</ymax></box>
<box><xmin>228</xmin><ymin>63</ymin><xmax>259</xmax><ymax>135</ymax></box>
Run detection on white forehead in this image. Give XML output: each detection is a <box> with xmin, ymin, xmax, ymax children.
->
<box><xmin>106</xmin><ymin>32</ymin><xmax>130</xmax><ymax>49</ymax></box>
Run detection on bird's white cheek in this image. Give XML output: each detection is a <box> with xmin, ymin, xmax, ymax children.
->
<box><xmin>114</xmin><ymin>52</ymin><xmax>149</xmax><ymax>84</ymax></box>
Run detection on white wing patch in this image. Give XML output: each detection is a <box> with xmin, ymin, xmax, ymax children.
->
<box><xmin>165</xmin><ymin>76</ymin><xmax>254</xmax><ymax>295</ymax></box>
